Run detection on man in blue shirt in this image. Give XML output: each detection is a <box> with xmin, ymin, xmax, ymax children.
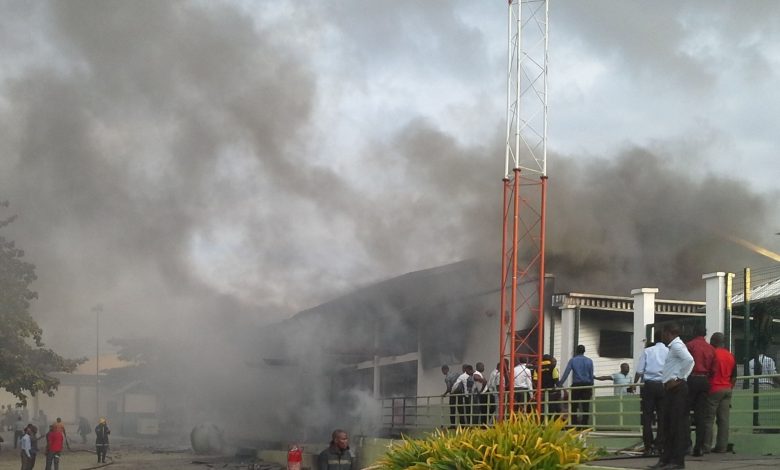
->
<box><xmin>559</xmin><ymin>345</ymin><xmax>594</xmax><ymax>426</ymax></box>
<box><xmin>634</xmin><ymin>339</ymin><xmax>669</xmax><ymax>456</ymax></box>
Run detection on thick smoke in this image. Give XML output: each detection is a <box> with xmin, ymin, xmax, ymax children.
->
<box><xmin>0</xmin><ymin>0</ymin><xmax>777</xmax><ymax>444</ymax></box>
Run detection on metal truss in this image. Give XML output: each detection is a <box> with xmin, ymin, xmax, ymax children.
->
<box><xmin>498</xmin><ymin>0</ymin><xmax>549</xmax><ymax>421</ymax></box>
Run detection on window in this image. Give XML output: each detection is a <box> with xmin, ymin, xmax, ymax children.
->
<box><xmin>598</xmin><ymin>330</ymin><xmax>633</xmax><ymax>358</ymax></box>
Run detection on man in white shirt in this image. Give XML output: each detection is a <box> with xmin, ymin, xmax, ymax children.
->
<box><xmin>513</xmin><ymin>356</ymin><xmax>534</xmax><ymax>413</ymax></box>
<box><xmin>746</xmin><ymin>350</ymin><xmax>779</xmax><ymax>390</ymax></box>
<box><xmin>634</xmin><ymin>339</ymin><xmax>669</xmax><ymax>456</ymax></box>
<box><xmin>452</xmin><ymin>364</ymin><xmax>474</xmax><ymax>425</ymax></box>
<box><xmin>472</xmin><ymin>362</ymin><xmax>488</xmax><ymax>424</ymax></box>
<box><xmin>486</xmin><ymin>362</ymin><xmax>501</xmax><ymax>421</ymax></box>
<box><xmin>595</xmin><ymin>363</ymin><xmax>634</xmax><ymax>396</ymax></box>
<box><xmin>649</xmin><ymin>323</ymin><xmax>693</xmax><ymax>470</ymax></box>
<box><xmin>20</xmin><ymin>426</ymin><xmax>33</xmax><ymax>470</ymax></box>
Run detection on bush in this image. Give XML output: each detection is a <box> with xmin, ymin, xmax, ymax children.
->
<box><xmin>375</xmin><ymin>414</ymin><xmax>602</xmax><ymax>469</ymax></box>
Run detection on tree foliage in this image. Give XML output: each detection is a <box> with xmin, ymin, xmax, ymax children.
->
<box><xmin>0</xmin><ymin>202</ymin><xmax>85</xmax><ymax>404</ymax></box>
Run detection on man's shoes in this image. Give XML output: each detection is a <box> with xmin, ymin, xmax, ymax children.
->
<box><xmin>692</xmin><ymin>449</ymin><xmax>703</xmax><ymax>457</ymax></box>
<box><xmin>662</xmin><ymin>465</ymin><xmax>685</xmax><ymax>470</ymax></box>
<box><xmin>647</xmin><ymin>461</ymin><xmax>668</xmax><ymax>469</ymax></box>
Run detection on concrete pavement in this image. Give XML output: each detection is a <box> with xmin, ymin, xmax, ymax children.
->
<box><xmin>585</xmin><ymin>452</ymin><xmax>780</xmax><ymax>469</ymax></box>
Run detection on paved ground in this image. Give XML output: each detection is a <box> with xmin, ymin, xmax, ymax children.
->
<box><xmin>587</xmin><ymin>452</ymin><xmax>780</xmax><ymax>469</ymax></box>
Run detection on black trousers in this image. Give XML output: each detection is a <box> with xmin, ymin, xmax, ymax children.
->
<box><xmin>571</xmin><ymin>384</ymin><xmax>593</xmax><ymax>426</ymax></box>
<box><xmin>456</xmin><ymin>395</ymin><xmax>471</xmax><ymax>425</ymax></box>
<box><xmin>448</xmin><ymin>395</ymin><xmax>457</xmax><ymax>425</ymax></box>
<box><xmin>543</xmin><ymin>389</ymin><xmax>562</xmax><ymax>418</ymax></box>
<box><xmin>487</xmin><ymin>393</ymin><xmax>497</xmax><ymax>417</ymax></box>
<box><xmin>470</xmin><ymin>394</ymin><xmax>487</xmax><ymax>424</ymax></box>
<box><xmin>687</xmin><ymin>374</ymin><xmax>710</xmax><ymax>452</ymax></box>
<box><xmin>661</xmin><ymin>380</ymin><xmax>689</xmax><ymax>467</ymax></box>
<box><xmin>640</xmin><ymin>381</ymin><xmax>665</xmax><ymax>452</ymax></box>
<box><xmin>513</xmin><ymin>388</ymin><xmax>529</xmax><ymax>413</ymax></box>
<box><xmin>96</xmin><ymin>444</ymin><xmax>108</xmax><ymax>462</ymax></box>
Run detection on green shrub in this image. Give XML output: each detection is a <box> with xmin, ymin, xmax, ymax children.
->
<box><xmin>375</xmin><ymin>414</ymin><xmax>602</xmax><ymax>469</ymax></box>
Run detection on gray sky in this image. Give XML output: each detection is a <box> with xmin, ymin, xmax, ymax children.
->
<box><xmin>1</xmin><ymin>0</ymin><xmax>778</xmax><ymax>358</ymax></box>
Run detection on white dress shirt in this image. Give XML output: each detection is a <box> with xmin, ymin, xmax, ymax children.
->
<box><xmin>513</xmin><ymin>364</ymin><xmax>534</xmax><ymax>390</ymax></box>
<box><xmin>636</xmin><ymin>342</ymin><xmax>669</xmax><ymax>382</ymax></box>
<box><xmin>472</xmin><ymin>370</ymin><xmax>485</xmax><ymax>394</ymax></box>
<box><xmin>661</xmin><ymin>336</ymin><xmax>694</xmax><ymax>384</ymax></box>
<box><xmin>747</xmin><ymin>354</ymin><xmax>777</xmax><ymax>386</ymax></box>
<box><xmin>453</xmin><ymin>372</ymin><xmax>473</xmax><ymax>394</ymax></box>
<box><xmin>487</xmin><ymin>369</ymin><xmax>500</xmax><ymax>393</ymax></box>
<box><xmin>20</xmin><ymin>433</ymin><xmax>32</xmax><ymax>457</ymax></box>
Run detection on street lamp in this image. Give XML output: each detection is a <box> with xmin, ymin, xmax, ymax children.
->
<box><xmin>93</xmin><ymin>304</ymin><xmax>103</xmax><ymax>421</ymax></box>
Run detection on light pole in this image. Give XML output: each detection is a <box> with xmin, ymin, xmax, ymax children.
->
<box><xmin>93</xmin><ymin>304</ymin><xmax>103</xmax><ymax>420</ymax></box>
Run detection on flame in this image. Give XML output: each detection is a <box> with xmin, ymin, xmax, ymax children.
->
<box><xmin>725</xmin><ymin>235</ymin><xmax>780</xmax><ymax>263</ymax></box>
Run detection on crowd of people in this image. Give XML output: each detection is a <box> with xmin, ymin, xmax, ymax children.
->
<box><xmin>440</xmin><ymin>346</ymin><xmax>617</xmax><ymax>427</ymax></box>
<box><xmin>439</xmin><ymin>322</ymin><xmax>775</xmax><ymax>470</ymax></box>
<box><xmin>0</xmin><ymin>409</ymin><xmax>111</xmax><ymax>469</ymax></box>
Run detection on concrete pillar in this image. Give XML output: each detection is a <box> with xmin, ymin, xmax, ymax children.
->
<box><xmin>559</xmin><ymin>306</ymin><xmax>577</xmax><ymax>386</ymax></box>
<box><xmin>703</xmin><ymin>272</ymin><xmax>727</xmax><ymax>338</ymax></box>
<box><xmin>632</xmin><ymin>288</ymin><xmax>658</xmax><ymax>368</ymax></box>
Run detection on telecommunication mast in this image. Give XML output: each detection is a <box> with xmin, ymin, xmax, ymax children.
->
<box><xmin>497</xmin><ymin>0</ymin><xmax>549</xmax><ymax>419</ymax></box>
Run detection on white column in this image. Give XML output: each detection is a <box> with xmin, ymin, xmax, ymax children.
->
<box><xmin>632</xmin><ymin>288</ymin><xmax>658</xmax><ymax>368</ymax></box>
<box><xmin>703</xmin><ymin>272</ymin><xmax>728</xmax><ymax>338</ymax></box>
<box><xmin>543</xmin><ymin>312</ymin><xmax>553</xmax><ymax>355</ymax></box>
<box><xmin>559</xmin><ymin>306</ymin><xmax>576</xmax><ymax>386</ymax></box>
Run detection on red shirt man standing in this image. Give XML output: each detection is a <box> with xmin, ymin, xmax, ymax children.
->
<box><xmin>46</xmin><ymin>424</ymin><xmax>64</xmax><ymax>470</ymax></box>
<box><xmin>686</xmin><ymin>324</ymin><xmax>715</xmax><ymax>456</ymax></box>
<box><xmin>706</xmin><ymin>332</ymin><xmax>736</xmax><ymax>453</ymax></box>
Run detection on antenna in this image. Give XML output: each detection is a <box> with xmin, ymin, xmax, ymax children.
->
<box><xmin>497</xmin><ymin>0</ymin><xmax>549</xmax><ymax>420</ymax></box>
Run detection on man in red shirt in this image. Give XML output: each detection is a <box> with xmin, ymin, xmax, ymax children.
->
<box><xmin>705</xmin><ymin>332</ymin><xmax>736</xmax><ymax>454</ymax></box>
<box><xmin>685</xmin><ymin>324</ymin><xmax>715</xmax><ymax>456</ymax></box>
<box><xmin>45</xmin><ymin>424</ymin><xmax>64</xmax><ymax>470</ymax></box>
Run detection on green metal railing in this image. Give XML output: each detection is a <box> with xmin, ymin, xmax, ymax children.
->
<box><xmin>380</xmin><ymin>374</ymin><xmax>780</xmax><ymax>434</ymax></box>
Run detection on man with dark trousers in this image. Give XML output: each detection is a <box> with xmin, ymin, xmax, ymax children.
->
<box><xmin>635</xmin><ymin>339</ymin><xmax>669</xmax><ymax>456</ymax></box>
<box><xmin>686</xmin><ymin>324</ymin><xmax>715</xmax><ymax>456</ymax></box>
<box><xmin>441</xmin><ymin>365</ymin><xmax>460</xmax><ymax>427</ymax></box>
<box><xmin>649</xmin><ymin>323</ymin><xmax>694</xmax><ymax>470</ymax></box>
<box><xmin>559</xmin><ymin>345</ymin><xmax>594</xmax><ymax>426</ymax></box>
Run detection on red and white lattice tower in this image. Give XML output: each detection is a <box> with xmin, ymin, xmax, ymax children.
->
<box><xmin>497</xmin><ymin>0</ymin><xmax>549</xmax><ymax>420</ymax></box>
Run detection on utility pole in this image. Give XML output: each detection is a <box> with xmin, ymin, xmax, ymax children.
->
<box><xmin>93</xmin><ymin>304</ymin><xmax>103</xmax><ymax>420</ymax></box>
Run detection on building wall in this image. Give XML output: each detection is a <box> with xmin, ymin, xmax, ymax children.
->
<box><xmin>417</xmin><ymin>306</ymin><xmax>500</xmax><ymax>397</ymax></box>
<box><xmin>36</xmin><ymin>385</ymin><xmax>78</xmax><ymax>423</ymax></box>
<box><xmin>568</xmin><ymin>315</ymin><xmax>634</xmax><ymax>397</ymax></box>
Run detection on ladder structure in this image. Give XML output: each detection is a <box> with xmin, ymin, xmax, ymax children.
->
<box><xmin>497</xmin><ymin>0</ymin><xmax>550</xmax><ymax>420</ymax></box>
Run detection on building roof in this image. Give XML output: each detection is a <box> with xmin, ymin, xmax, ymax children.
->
<box><xmin>732</xmin><ymin>276</ymin><xmax>780</xmax><ymax>305</ymax></box>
